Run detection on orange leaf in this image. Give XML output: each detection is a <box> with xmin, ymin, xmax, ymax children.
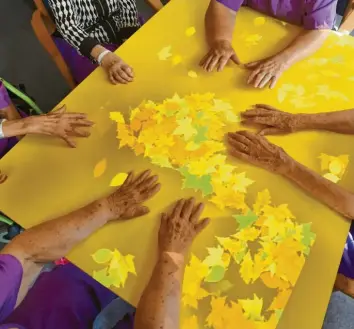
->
<box><xmin>94</xmin><ymin>158</ymin><xmax>107</xmax><ymax>178</ymax></box>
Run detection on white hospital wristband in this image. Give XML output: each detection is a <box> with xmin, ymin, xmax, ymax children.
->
<box><xmin>0</xmin><ymin>119</ymin><xmax>7</xmax><ymax>139</ymax></box>
<box><xmin>97</xmin><ymin>50</ymin><xmax>111</xmax><ymax>65</ymax></box>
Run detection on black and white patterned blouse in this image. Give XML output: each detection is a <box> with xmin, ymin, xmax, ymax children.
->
<box><xmin>48</xmin><ymin>0</ymin><xmax>140</xmax><ymax>58</ymax></box>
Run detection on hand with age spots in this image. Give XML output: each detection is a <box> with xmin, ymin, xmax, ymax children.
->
<box><xmin>245</xmin><ymin>55</ymin><xmax>289</xmax><ymax>89</ymax></box>
<box><xmin>199</xmin><ymin>40</ymin><xmax>240</xmax><ymax>72</ymax></box>
<box><xmin>227</xmin><ymin>131</ymin><xmax>293</xmax><ymax>175</ymax></box>
<box><xmin>101</xmin><ymin>170</ymin><xmax>161</xmax><ymax>221</ymax></box>
<box><xmin>159</xmin><ymin>198</ymin><xmax>210</xmax><ymax>255</ymax></box>
<box><xmin>22</xmin><ymin>105</ymin><xmax>94</xmax><ymax>148</ymax></box>
<box><xmin>242</xmin><ymin>104</ymin><xmax>304</xmax><ymax>135</ymax></box>
<box><xmin>101</xmin><ymin>52</ymin><xmax>134</xmax><ymax>85</ymax></box>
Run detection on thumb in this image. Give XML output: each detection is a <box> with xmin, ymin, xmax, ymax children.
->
<box><xmin>230</xmin><ymin>53</ymin><xmax>241</xmax><ymax>65</ymax></box>
<box><xmin>53</xmin><ymin>104</ymin><xmax>66</xmax><ymax>114</ymax></box>
<box><xmin>244</xmin><ymin>61</ymin><xmax>260</xmax><ymax>69</ymax></box>
<box><xmin>258</xmin><ymin>127</ymin><xmax>281</xmax><ymax>136</ymax></box>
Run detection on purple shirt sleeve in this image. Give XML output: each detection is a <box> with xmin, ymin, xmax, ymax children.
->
<box><xmin>0</xmin><ymin>82</ymin><xmax>12</xmax><ymax>111</ymax></box>
<box><xmin>216</xmin><ymin>0</ymin><xmax>245</xmax><ymax>11</ymax></box>
<box><xmin>303</xmin><ymin>0</ymin><xmax>337</xmax><ymax>29</ymax></box>
<box><xmin>0</xmin><ymin>254</ymin><xmax>23</xmax><ymax>322</ymax></box>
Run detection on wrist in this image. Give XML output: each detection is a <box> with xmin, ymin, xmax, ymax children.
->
<box><xmin>90</xmin><ymin>200</ymin><xmax>112</xmax><ymax>223</ymax></box>
<box><xmin>291</xmin><ymin>113</ymin><xmax>313</xmax><ymax>131</ymax></box>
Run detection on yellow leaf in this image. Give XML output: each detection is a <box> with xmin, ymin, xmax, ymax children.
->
<box><xmin>206</xmin><ymin>297</ymin><xmax>227</xmax><ymax>328</ymax></box>
<box><xmin>182</xmin><ymin>315</ymin><xmax>199</xmax><ymax>329</ymax></box>
<box><xmin>94</xmin><ymin>158</ymin><xmax>107</xmax><ymax>178</ymax></box>
<box><xmin>110</xmin><ymin>172</ymin><xmax>128</xmax><ymax>187</ymax></box>
<box><xmin>172</xmin><ymin>55</ymin><xmax>182</xmax><ymax>66</ymax></box>
<box><xmin>318</xmin><ymin>153</ymin><xmax>331</xmax><ymax>171</ymax></box>
<box><xmin>108</xmin><ymin>249</ymin><xmax>136</xmax><ymax>288</ymax></box>
<box><xmin>224</xmin><ymin>302</ymin><xmax>257</xmax><ymax>329</ymax></box>
<box><xmin>217</xmin><ymin>237</ymin><xmax>243</xmax><ymax>254</ymax></box>
<box><xmin>93</xmin><ymin>267</ymin><xmax>114</xmax><ymax>288</ymax></box>
<box><xmin>240</xmin><ymin>251</ymin><xmax>254</xmax><ymax>284</ymax></box>
<box><xmin>260</xmin><ymin>272</ymin><xmax>290</xmax><ymax>290</ymax></box>
<box><xmin>203</xmin><ymin>246</ymin><xmax>225</xmax><ymax>267</ymax></box>
<box><xmin>254</xmin><ymin>17</ymin><xmax>266</xmax><ymax>26</ymax></box>
<box><xmin>188</xmin><ymin>70</ymin><xmax>198</xmax><ymax>78</ymax></box>
<box><xmin>173</xmin><ymin>117</ymin><xmax>197</xmax><ymax>141</ymax></box>
<box><xmin>239</xmin><ymin>294</ymin><xmax>264</xmax><ymax>321</ymax></box>
<box><xmin>110</xmin><ymin>112</ymin><xmax>125</xmax><ymax>124</ymax></box>
<box><xmin>253</xmin><ymin>189</ymin><xmax>271</xmax><ymax>215</ymax></box>
<box><xmin>269</xmin><ymin>289</ymin><xmax>292</xmax><ymax>311</ymax></box>
<box><xmin>92</xmin><ymin>249</ymin><xmax>113</xmax><ymax>264</ymax></box>
<box><xmin>329</xmin><ymin>158</ymin><xmax>344</xmax><ymax>175</ymax></box>
<box><xmin>323</xmin><ymin>172</ymin><xmax>340</xmax><ymax>183</ymax></box>
<box><xmin>185</xmin><ymin>26</ymin><xmax>196</xmax><ymax>37</ymax></box>
<box><xmin>231</xmin><ymin>172</ymin><xmax>254</xmax><ymax>193</ymax></box>
<box><xmin>158</xmin><ymin>46</ymin><xmax>172</xmax><ymax>60</ymax></box>
<box><xmin>182</xmin><ymin>286</ymin><xmax>209</xmax><ymax>308</ymax></box>
<box><xmin>234</xmin><ymin>227</ymin><xmax>260</xmax><ymax>242</ymax></box>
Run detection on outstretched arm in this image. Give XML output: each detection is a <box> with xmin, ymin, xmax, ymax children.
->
<box><xmin>1</xmin><ymin>171</ymin><xmax>160</xmax><ymax>304</ymax></box>
<box><xmin>227</xmin><ymin>131</ymin><xmax>354</xmax><ymax>219</ymax></box>
<box><xmin>134</xmin><ymin>199</ymin><xmax>210</xmax><ymax>329</ymax></box>
<box><xmin>241</xmin><ymin>105</ymin><xmax>354</xmax><ymax>136</ymax></box>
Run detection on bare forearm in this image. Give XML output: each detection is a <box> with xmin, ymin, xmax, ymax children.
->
<box><xmin>2</xmin><ymin>118</ymin><xmax>28</xmax><ymax>138</ymax></box>
<box><xmin>2</xmin><ymin>201</ymin><xmax>109</xmax><ymax>263</ymax></box>
<box><xmin>2</xmin><ymin>103</ymin><xmax>21</xmax><ymax>121</ymax></box>
<box><xmin>276</xmin><ymin>29</ymin><xmax>329</xmax><ymax>67</ymax></box>
<box><xmin>205</xmin><ymin>0</ymin><xmax>236</xmax><ymax>45</ymax></box>
<box><xmin>295</xmin><ymin>110</ymin><xmax>354</xmax><ymax>134</ymax></box>
<box><xmin>284</xmin><ymin>161</ymin><xmax>354</xmax><ymax>219</ymax></box>
<box><xmin>134</xmin><ymin>252</ymin><xmax>184</xmax><ymax>329</ymax></box>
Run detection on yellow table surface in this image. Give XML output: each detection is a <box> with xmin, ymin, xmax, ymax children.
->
<box><xmin>2</xmin><ymin>1</ymin><xmax>354</xmax><ymax>328</ymax></box>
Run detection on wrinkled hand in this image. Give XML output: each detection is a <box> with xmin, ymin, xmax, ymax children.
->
<box><xmin>24</xmin><ymin>105</ymin><xmax>94</xmax><ymax>148</ymax></box>
<box><xmin>101</xmin><ymin>52</ymin><xmax>134</xmax><ymax>84</ymax></box>
<box><xmin>227</xmin><ymin>131</ymin><xmax>293</xmax><ymax>174</ymax></box>
<box><xmin>102</xmin><ymin>170</ymin><xmax>161</xmax><ymax>221</ymax></box>
<box><xmin>0</xmin><ymin>171</ymin><xmax>7</xmax><ymax>184</ymax></box>
<box><xmin>242</xmin><ymin>104</ymin><xmax>303</xmax><ymax>135</ymax></box>
<box><xmin>158</xmin><ymin>198</ymin><xmax>210</xmax><ymax>255</ymax></box>
<box><xmin>200</xmin><ymin>40</ymin><xmax>240</xmax><ymax>72</ymax></box>
<box><xmin>245</xmin><ymin>56</ymin><xmax>289</xmax><ymax>89</ymax></box>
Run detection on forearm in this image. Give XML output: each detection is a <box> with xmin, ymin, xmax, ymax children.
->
<box><xmin>284</xmin><ymin>161</ymin><xmax>354</xmax><ymax>219</ymax></box>
<box><xmin>275</xmin><ymin>29</ymin><xmax>329</xmax><ymax>67</ymax></box>
<box><xmin>2</xmin><ymin>118</ymin><xmax>27</xmax><ymax>138</ymax></box>
<box><xmin>1</xmin><ymin>201</ymin><xmax>109</xmax><ymax>264</ymax></box>
<box><xmin>295</xmin><ymin>110</ymin><xmax>354</xmax><ymax>134</ymax></box>
<box><xmin>205</xmin><ymin>0</ymin><xmax>236</xmax><ymax>45</ymax></box>
<box><xmin>134</xmin><ymin>252</ymin><xmax>185</xmax><ymax>329</ymax></box>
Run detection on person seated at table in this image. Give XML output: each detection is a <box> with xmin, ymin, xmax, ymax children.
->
<box><xmin>226</xmin><ymin>104</ymin><xmax>354</xmax><ymax>298</ymax></box>
<box><xmin>0</xmin><ymin>80</ymin><xmax>94</xmax><ymax>182</ymax></box>
<box><xmin>200</xmin><ymin>0</ymin><xmax>337</xmax><ymax>89</ymax></box>
<box><xmin>48</xmin><ymin>0</ymin><xmax>162</xmax><ymax>85</ymax></box>
<box><xmin>0</xmin><ymin>167</ymin><xmax>209</xmax><ymax>329</ymax></box>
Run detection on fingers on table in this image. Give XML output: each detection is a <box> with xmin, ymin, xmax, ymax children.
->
<box><xmin>181</xmin><ymin>197</ymin><xmax>195</xmax><ymax>219</ymax></box>
<box><xmin>0</xmin><ymin>173</ymin><xmax>7</xmax><ymax>184</ymax></box>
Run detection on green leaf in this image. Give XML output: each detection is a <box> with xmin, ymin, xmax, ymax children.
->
<box><xmin>179</xmin><ymin>167</ymin><xmax>213</xmax><ymax>197</ymax></box>
<box><xmin>233</xmin><ymin>210</ymin><xmax>258</xmax><ymax>229</ymax></box>
<box><xmin>275</xmin><ymin>309</ymin><xmax>283</xmax><ymax>320</ymax></box>
<box><xmin>301</xmin><ymin>223</ymin><xmax>316</xmax><ymax>249</ymax></box>
<box><xmin>93</xmin><ymin>267</ymin><xmax>115</xmax><ymax>288</ymax></box>
<box><xmin>205</xmin><ymin>266</ymin><xmax>225</xmax><ymax>283</ymax></box>
<box><xmin>92</xmin><ymin>249</ymin><xmax>113</xmax><ymax>264</ymax></box>
<box><xmin>194</xmin><ymin>126</ymin><xmax>208</xmax><ymax>144</ymax></box>
<box><xmin>233</xmin><ymin>248</ymin><xmax>247</xmax><ymax>265</ymax></box>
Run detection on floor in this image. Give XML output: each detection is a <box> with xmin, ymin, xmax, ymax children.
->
<box><xmin>0</xmin><ymin>0</ymin><xmax>154</xmax><ymax>112</ymax></box>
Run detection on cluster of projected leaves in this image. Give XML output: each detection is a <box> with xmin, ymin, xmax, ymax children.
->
<box><xmin>108</xmin><ymin>92</ymin><xmax>316</xmax><ymax>329</ymax></box>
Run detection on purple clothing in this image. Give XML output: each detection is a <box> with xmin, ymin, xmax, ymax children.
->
<box><xmin>217</xmin><ymin>0</ymin><xmax>337</xmax><ymax>29</ymax></box>
<box><xmin>338</xmin><ymin>223</ymin><xmax>354</xmax><ymax>279</ymax></box>
<box><xmin>0</xmin><ymin>256</ymin><xmax>133</xmax><ymax>329</ymax></box>
<box><xmin>54</xmin><ymin>38</ymin><xmax>117</xmax><ymax>84</ymax></box>
<box><xmin>0</xmin><ymin>82</ymin><xmax>20</xmax><ymax>159</ymax></box>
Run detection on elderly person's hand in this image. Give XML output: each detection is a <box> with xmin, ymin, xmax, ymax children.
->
<box><xmin>100</xmin><ymin>170</ymin><xmax>161</xmax><ymax>221</ymax></box>
<box><xmin>245</xmin><ymin>55</ymin><xmax>289</xmax><ymax>89</ymax></box>
<box><xmin>241</xmin><ymin>104</ymin><xmax>304</xmax><ymax>135</ymax></box>
<box><xmin>227</xmin><ymin>131</ymin><xmax>294</xmax><ymax>175</ymax></box>
<box><xmin>158</xmin><ymin>198</ymin><xmax>210</xmax><ymax>255</ymax></box>
<box><xmin>101</xmin><ymin>52</ymin><xmax>134</xmax><ymax>85</ymax></box>
<box><xmin>200</xmin><ymin>40</ymin><xmax>240</xmax><ymax>72</ymax></box>
<box><xmin>21</xmin><ymin>105</ymin><xmax>94</xmax><ymax>147</ymax></box>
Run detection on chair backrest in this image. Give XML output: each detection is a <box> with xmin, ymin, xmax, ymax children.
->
<box><xmin>337</xmin><ymin>0</ymin><xmax>349</xmax><ymax>16</ymax></box>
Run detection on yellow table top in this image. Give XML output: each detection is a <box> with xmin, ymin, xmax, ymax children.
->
<box><xmin>2</xmin><ymin>1</ymin><xmax>354</xmax><ymax>328</ymax></box>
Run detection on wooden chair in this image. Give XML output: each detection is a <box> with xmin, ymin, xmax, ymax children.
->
<box><xmin>31</xmin><ymin>0</ymin><xmax>76</xmax><ymax>89</ymax></box>
<box><xmin>339</xmin><ymin>0</ymin><xmax>354</xmax><ymax>32</ymax></box>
